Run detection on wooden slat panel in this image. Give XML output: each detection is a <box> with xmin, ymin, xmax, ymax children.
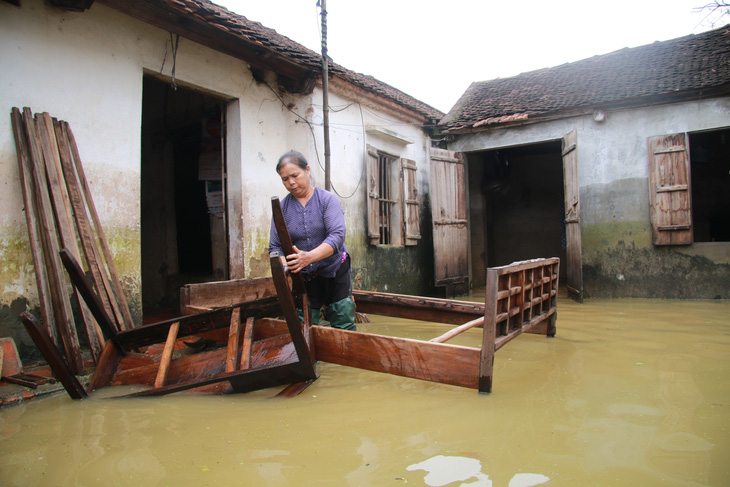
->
<box><xmin>562</xmin><ymin>129</ymin><xmax>583</xmax><ymax>302</ymax></box>
<box><xmin>401</xmin><ymin>158</ymin><xmax>420</xmax><ymax>246</ymax></box>
<box><xmin>366</xmin><ymin>145</ymin><xmax>380</xmax><ymax>245</ymax></box>
<box><xmin>647</xmin><ymin>133</ymin><xmax>692</xmax><ymax>245</ymax></box>
<box><xmin>430</xmin><ymin>148</ymin><xmax>468</xmax><ymax>289</ymax></box>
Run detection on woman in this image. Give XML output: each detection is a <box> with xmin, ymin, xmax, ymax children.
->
<box><xmin>269</xmin><ymin>151</ymin><xmax>356</xmax><ymax>330</ymax></box>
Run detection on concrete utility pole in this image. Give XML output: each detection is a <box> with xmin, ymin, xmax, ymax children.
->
<box><xmin>319</xmin><ymin>0</ymin><xmax>331</xmax><ymax>191</ymax></box>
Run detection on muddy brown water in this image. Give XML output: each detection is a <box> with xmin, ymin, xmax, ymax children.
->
<box><xmin>1</xmin><ymin>296</ymin><xmax>729</xmax><ymax>486</ymax></box>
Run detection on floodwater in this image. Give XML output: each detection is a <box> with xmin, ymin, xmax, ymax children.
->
<box><xmin>1</xmin><ymin>296</ymin><xmax>729</xmax><ymax>487</ymax></box>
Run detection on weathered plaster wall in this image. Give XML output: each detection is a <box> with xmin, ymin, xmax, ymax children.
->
<box><xmin>449</xmin><ymin>98</ymin><xmax>730</xmax><ymax>298</ymax></box>
<box><xmin>0</xmin><ymin>0</ymin><xmax>311</xmax><ymax>357</ymax></box>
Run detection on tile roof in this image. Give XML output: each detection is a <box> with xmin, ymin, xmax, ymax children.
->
<box><xmin>439</xmin><ymin>25</ymin><xmax>730</xmax><ymax>132</ymax></box>
<box><xmin>112</xmin><ymin>0</ymin><xmax>443</xmax><ymax>121</ymax></box>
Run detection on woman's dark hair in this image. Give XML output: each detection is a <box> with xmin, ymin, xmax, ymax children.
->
<box><xmin>276</xmin><ymin>151</ymin><xmax>308</xmax><ymax>173</ymax></box>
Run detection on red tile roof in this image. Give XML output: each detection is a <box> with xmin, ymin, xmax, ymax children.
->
<box><xmin>439</xmin><ymin>25</ymin><xmax>730</xmax><ymax>132</ymax></box>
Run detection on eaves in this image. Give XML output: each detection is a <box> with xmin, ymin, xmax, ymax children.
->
<box><xmin>442</xmin><ymin>84</ymin><xmax>730</xmax><ymax>135</ymax></box>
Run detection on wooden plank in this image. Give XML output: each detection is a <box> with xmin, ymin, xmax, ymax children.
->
<box><xmin>47</xmin><ymin>117</ymin><xmax>103</xmax><ymax>361</ymax></box>
<box><xmin>10</xmin><ymin>108</ymin><xmax>57</xmax><ymax>344</ymax></box>
<box><xmin>55</xmin><ymin>119</ymin><xmax>110</xmax><ymax>348</ymax></box>
<box><xmin>275</xmin><ymin>378</ymin><xmax>318</xmax><ymax>398</ymax></box>
<box><xmin>115</xmin><ymin>296</ymin><xmax>279</xmax><ymax>349</ymax></box>
<box><xmin>154</xmin><ymin>321</ymin><xmax>180</xmax><ymax>388</ymax></box>
<box><xmin>59</xmin><ymin>249</ymin><xmax>124</xmax><ymax>353</ymax></box>
<box><xmin>64</xmin><ymin>122</ymin><xmax>136</xmax><ymax>330</ymax></box>
<box><xmin>125</xmin><ymin>361</ymin><xmax>305</xmax><ymax>398</ymax></box>
<box><xmin>181</xmin><ymin>276</ymin><xmax>276</xmax><ymax>312</ymax></box>
<box><xmin>240</xmin><ymin>316</ymin><xmax>255</xmax><ymax>369</ymax></box>
<box><xmin>19</xmin><ymin>312</ymin><xmax>87</xmax><ymax>400</ymax></box>
<box><xmin>225</xmin><ymin>309</ymin><xmax>241</xmax><ymax>373</ymax></box>
<box><xmin>353</xmin><ymin>290</ymin><xmax>483</xmax><ymax>325</ymax></box>
<box><xmin>313</xmin><ymin>326</ymin><xmax>480</xmax><ymax>389</ymax></box>
<box><xmin>22</xmin><ymin>108</ymin><xmax>84</xmax><ymax>374</ymax></box>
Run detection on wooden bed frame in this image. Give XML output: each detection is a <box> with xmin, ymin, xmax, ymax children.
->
<box><xmin>33</xmin><ymin>196</ymin><xmax>558</xmax><ymax>399</ymax></box>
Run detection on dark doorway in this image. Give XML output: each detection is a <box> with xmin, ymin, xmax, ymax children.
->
<box><xmin>467</xmin><ymin>141</ymin><xmax>566</xmax><ymax>287</ymax></box>
<box><xmin>141</xmin><ymin>75</ymin><xmax>228</xmax><ymax>315</ymax></box>
<box><xmin>689</xmin><ymin>127</ymin><xmax>730</xmax><ymax>242</ymax></box>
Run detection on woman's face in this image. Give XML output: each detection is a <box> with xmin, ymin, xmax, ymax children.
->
<box><xmin>278</xmin><ymin>161</ymin><xmax>311</xmax><ymax>199</ymax></box>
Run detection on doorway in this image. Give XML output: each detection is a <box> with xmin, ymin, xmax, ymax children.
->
<box><xmin>141</xmin><ymin>75</ymin><xmax>228</xmax><ymax>315</ymax></box>
<box><xmin>467</xmin><ymin>141</ymin><xmax>567</xmax><ymax>288</ymax></box>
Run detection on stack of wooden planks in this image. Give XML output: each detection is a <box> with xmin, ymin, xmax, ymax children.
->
<box><xmin>10</xmin><ymin>107</ymin><xmax>134</xmax><ymax>375</ymax></box>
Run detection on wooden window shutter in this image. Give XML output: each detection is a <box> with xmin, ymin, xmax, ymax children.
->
<box><xmin>647</xmin><ymin>133</ymin><xmax>692</xmax><ymax>245</ymax></box>
<box><xmin>401</xmin><ymin>158</ymin><xmax>420</xmax><ymax>246</ymax></box>
<box><xmin>366</xmin><ymin>144</ymin><xmax>380</xmax><ymax>245</ymax></box>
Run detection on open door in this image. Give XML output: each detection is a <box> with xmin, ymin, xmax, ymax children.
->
<box><xmin>430</xmin><ymin>147</ymin><xmax>468</xmax><ymax>295</ymax></box>
<box><xmin>562</xmin><ymin>129</ymin><xmax>583</xmax><ymax>302</ymax></box>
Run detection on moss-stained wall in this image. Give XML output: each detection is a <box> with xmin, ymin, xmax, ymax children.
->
<box><xmin>581</xmin><ymin>194</ymin><xmax>730</xmax><ymax>299</ymax></box>
<box><xmin>351</xmin><ymin>199</ymin><xmax>435</xmax><ymax>297</ymax></box>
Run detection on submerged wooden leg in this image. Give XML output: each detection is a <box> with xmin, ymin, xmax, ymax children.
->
<box><xmin>240</xmin><ymin>316</ymin><xmax>255</xmax><ymax>370</ymax></box>
<box><xmin>269</xmin><ymin>254</ymin><xmax>316</xmax><ymax>380</ymax></box>
<box><xmin>154</xmin><ymin>321</ymin><xmax>180</xmax><ymax>388</ymax></box>
<box><xmin>225</xmin><ymin>309</ymin><xmax>242</xmax><ymax>373</ymax></box>
<box><xmin>479</xmin><ymin>271</ymin><xmax>498</xmax><ymax>393</ymax></box>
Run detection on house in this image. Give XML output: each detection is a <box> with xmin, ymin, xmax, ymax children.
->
<box><xmin>0</xmin><ymin>0</ymin><xmax>446</xmax><ymax>362</ymax></box>
<box><xmin>439</xmin><ymin>25</ymin><xmax>730</xmax><ymax>300</ymax></box>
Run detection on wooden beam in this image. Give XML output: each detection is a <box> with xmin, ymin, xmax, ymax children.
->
<box><xmin>19</xmin><ymin>312</ymin><xmax>87</xmax><ymax>400</ymax></box>
<box><xmin>429</xmin><ymin>316</ymin><xmax>484</xmax><ymax>343</ymax></box>
<box><xmin>313</xmin><ymin>326</ymin><xmax>480</xmax><ymax>389</ymax></box>
<box><xmin>353</xmin><ymin>290</ymin><xmax>484</xmax><ymax>325</ymax></box>
<box><xmin>270</xmin><ymin>196</ymin><xmax>307</xmax><ymax>295</ymax></box>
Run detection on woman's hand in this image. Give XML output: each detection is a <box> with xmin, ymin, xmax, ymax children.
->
<box><xmin>285</xmin><ymin>246</ymin><xmax>311</xmax><ymax>273</ymax></box>
<box><xmin>285</xmin><ymin>244</ymin><xmax>334</xmax><ymax>273</ymax></box>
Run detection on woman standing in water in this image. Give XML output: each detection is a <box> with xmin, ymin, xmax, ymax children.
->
<box><xmin>269</xmin><ymin>151</ymin><xmax>356</xmax><ymax>330</ymax></box>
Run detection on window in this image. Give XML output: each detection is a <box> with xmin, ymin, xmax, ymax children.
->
<box><xmin>647</xmin><ymin>128</ymin><xmax>730</xmax><ymax>245</ymax></box>
<box><xmin>366</xmin><ymin>145</ymin><xmax>420</xmax><ymax>246</ymax></box>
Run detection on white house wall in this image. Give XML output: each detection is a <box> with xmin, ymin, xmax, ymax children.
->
<box><xmin>0</xmin><ymin>0</ymin><xmax>309</xmax><ymax>329</ymax></box>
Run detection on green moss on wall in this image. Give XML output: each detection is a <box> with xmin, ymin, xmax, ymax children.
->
<box><xmin>582</xmin><ymin>221</ymin><xmax>652</xmax><ymax>263</ymax></box>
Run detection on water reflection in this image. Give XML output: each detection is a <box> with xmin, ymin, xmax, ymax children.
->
<box><xmin>0</xmin><ymin>298</ymin><xmax>728</xmax><ymax>486</ymax></box>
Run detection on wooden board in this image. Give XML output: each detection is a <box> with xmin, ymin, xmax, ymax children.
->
<box><xmin>313</xmin><ymin>326</ymin><xmax>480</xmax><ymax>389</ymax></box>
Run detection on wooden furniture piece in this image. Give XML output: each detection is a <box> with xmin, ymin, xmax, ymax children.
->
<box><xmin>183</xmin><ymin>258</ymin><xmax>560</xmax><ymax>394</ymax></box>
